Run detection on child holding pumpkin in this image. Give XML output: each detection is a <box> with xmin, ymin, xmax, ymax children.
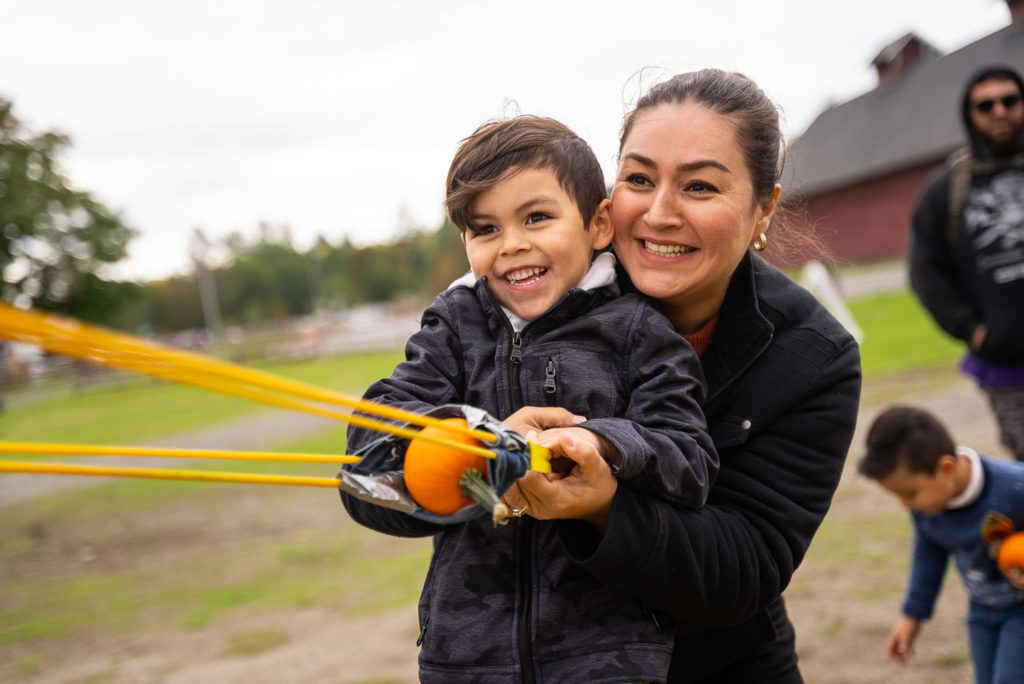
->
<box><xmin>859</xmin><ymin>405</ymin><xmax>1024</xmax><ymax>684</ymax></box>
<box><xmin>340</xmin><ymin>115</ymin><xmax>717</xmax><ymax>683</ymax></box>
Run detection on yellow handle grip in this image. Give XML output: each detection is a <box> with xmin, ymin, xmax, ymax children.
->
<box><xmin>529</xmin><ymin>442</ymin><xmax>552</xmax><ymax>473</ymax></box>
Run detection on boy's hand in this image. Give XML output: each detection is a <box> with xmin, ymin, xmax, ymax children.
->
<box><xmin>1003</xmin><ymin>566</ymin><xmax>1024</xmax><ymax>590</ymax></box>
<box><xmin>885</xmin><ymin>616</ymin><xmax>921</xmax><ymax>664</ymax></box>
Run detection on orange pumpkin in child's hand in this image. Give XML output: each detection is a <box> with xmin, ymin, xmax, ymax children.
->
<box><xmin>404</xmin><ymin>418</ymin><xmax>489</xmax><ymax>515</ymax></box>
<box><xmin>997</xmin><ymin>531</ymin><xmax>1024</xmax><ymax>579</ymax></box>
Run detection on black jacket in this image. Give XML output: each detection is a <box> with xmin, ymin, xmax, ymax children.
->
<box><xmin>909</xmin><ymin>66</ymin><xmax>1024</xmax><ymax>364</ymax></box>
<box><xmin>341</xmin><ymin>278</ymin><xmax>717</xmax><ymax>683</ymax></box>
<box><xmin>558</xmin><ymin>253</ymin><xmax>862</xmax><ymax>681</ymax></box>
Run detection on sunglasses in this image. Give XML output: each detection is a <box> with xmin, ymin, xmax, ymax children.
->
<box><xmin>973</xmin><ymin>94</ymin><xmax>1022</xmax><ymax>113</ymax></box>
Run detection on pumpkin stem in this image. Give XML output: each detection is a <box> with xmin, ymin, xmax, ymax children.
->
<box><xmin>459</xmin><ymin>468</ymin><xmax>509</xmax><ymax>526</ymax></box>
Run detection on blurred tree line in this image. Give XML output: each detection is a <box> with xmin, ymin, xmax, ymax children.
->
<box><xmin>1</xmin><ymin>95</ymin><xmax>469</xmax><ymax>335</ymax></box>
<box><xmin>131</xmin><ymin>221</ymin><xmax>468</xmax><ymax>334</ymax></box>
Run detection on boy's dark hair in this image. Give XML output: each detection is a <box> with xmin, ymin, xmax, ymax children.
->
<box><xmin>445</xmin><ymin>115</ymin><xmax>606</xmax><ymax>233</ymax></box>
<box><xmin>858</xmin><ymin>405</ymin><xmax>957</xmax><ymax>480</ymax></box>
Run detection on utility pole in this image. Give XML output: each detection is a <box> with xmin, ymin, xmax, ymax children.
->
<box><xmin>308</xmin><ymin>237</ymin><xmax>330</xmax><ymax>314</ymax></box>
<box><xmin>189</xmin><ymin>228</ymin><xmax>223</xmax><ymax>341</ymax></box>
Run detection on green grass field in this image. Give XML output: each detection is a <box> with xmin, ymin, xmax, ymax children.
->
<box><xmin>0</xmin><ymin>288</ymin><xmax>971</xmax><ymax>681</ymax></box>
<box><xmin>848</xmin><ymin>290</ymin><xmax>963</xmax><ymax>377</ymax></box>
<box><xmin>0</xmin><ymin>350</ymin><xmax>412</xmax><ymax>679</ymax></box>
<box><xmin>0</xmin><ymin>351</ymin><xmax>404</xmax><ymax>445</ymax></box>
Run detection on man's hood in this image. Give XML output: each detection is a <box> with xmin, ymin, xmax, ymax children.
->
<box><xmin>960</xmin><ymin>64</ymin><xmax>1024</xmax><ymax>158</ymax></box>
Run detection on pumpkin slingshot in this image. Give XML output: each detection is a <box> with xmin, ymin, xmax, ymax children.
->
<box><xmin>0</xmin><ymin>303</ymin><xmax>551</xmax><ymax>522</ymax></box>
<box><xmin>405</xmin><ymin>418</ymin><xmax>497</xmax><ymax>516</ymax></box>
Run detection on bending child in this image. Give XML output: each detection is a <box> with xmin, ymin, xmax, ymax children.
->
<box><xmin>340</xmin><ymin>115</ymin><xmax>716</xmax><ymax>683</ymax></box>
<box><xmin>860</xmin><ymin>405</ymin><xmax>1024</xmax><ymax>684</ymax></box>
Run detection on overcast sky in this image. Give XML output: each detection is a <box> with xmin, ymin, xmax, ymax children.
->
<box><xmin>1</xmin><ymin>0</ymin><xmax>1013</xmax><ymax>281</ymax></box>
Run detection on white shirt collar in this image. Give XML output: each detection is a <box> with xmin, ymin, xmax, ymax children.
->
<box><xmin>946</xmin><ymin>446</ymin><xmax>984</xmax><ymax>509</ymax></box>
<box><xmin>449</xmin><ymin>251</ymin><xmax>618</xmax><ymax>332</ymax></box>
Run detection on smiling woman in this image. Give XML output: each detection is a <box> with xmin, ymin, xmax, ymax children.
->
<box><xmin>503</xmin><ymin>69</ymin><xmax>862</xmax><ymax>684</ymax></box>
<box><xmin>611</xmin><ymin>100</ymin><xmax>779</xmax><ymax>334</ymax></box>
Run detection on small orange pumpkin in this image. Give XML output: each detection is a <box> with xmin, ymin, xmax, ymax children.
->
<box><xmin>404</xmin><ymin>418</ymin><xmax>489</xmax><ymax>515</ymax></box>
<box><xmin>998</xmin><ymin>531</ymin><xmax>1024</xmax><ymax>579</ymax></box>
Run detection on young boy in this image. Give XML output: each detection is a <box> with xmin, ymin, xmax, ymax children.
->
<box><xmin>859</xmin><ymin>405</ymin><xmax>1024</xmax><ymax>684</ymax></box>
<box><xmin>340</xmin><ymin>115</ymin><xmax>716</xmax><ymax>683</ymax></box>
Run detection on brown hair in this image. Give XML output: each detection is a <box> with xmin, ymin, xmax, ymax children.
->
<box><xmin>445</xmin><ymin>116</ymin><xmax>606</xmax><ymax>233</ymax></box>
<box><xmin>619</xmin><ymin>69</ymin><xmax>827</xmax><ymax>264</ymax></box>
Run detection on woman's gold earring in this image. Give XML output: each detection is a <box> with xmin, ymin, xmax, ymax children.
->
<box><xmin>752</xmin><ymin>233</ymin><xmax>768</xmax><ymax>251</ymax></box>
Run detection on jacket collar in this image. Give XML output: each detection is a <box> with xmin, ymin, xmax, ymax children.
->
<box><xmin>470</xmin><ymin>273</ymin><xmax>615</xmax><ymax>339</ymax></box>
<box><xmin>700</xmin><ymin>253</ymin><xmax>774</xmax><ymax>407</ymax></box>
<box><xmin>451</xmin><ymin>253</ymin><xmax>619</xmax><ymax>333</ymax></box>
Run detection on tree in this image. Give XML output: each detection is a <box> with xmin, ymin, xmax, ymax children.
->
<box><xmin>0</xmin><ymin>97</ymin><xmax>135</xmax><ymax>322</ymax></box>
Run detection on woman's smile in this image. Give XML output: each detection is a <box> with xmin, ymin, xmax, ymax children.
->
<box><xmin>641</xmin><ymin>239</ymin><xmax>697</xmax><ymax>258</ymax></box>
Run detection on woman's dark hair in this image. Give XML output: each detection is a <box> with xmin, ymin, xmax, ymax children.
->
<box><xmin>445</xmin><ymin>115</ymin><xmax>606</xmax><ymax>234</ymax></box>
<box><xmin>619</xmin><ymin>69</ymin><xmax>781</xmax><ymax>207</ymax></box>
<box><xmin>858</xmin><ymin>405</ymin><xmax>957</xmax><ymax>480</ymax></box>
<box><xmin>618</xmin><ymin>68</ymin><xmax>828</xmax><ymax>264</ymax></box>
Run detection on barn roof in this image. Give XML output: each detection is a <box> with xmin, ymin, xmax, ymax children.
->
<box><xmin>871</xmin><ymin>32</ymin><xmax>940</xmax><ymax>69</ymax></box>
<box><xmin>786</xmin><ymin>25</ymin><xmax>1024</xmax><ymax>198</ymax></box>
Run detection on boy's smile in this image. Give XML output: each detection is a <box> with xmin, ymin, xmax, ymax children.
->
<box><xmin>463</xmin><ymin>166</ymin><xmax>612</xmax><ymax>321</ymax></box>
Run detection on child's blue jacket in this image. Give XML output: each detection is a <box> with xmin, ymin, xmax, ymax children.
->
<box><xmin>905</xmin><ymin>455</ymin><xmax>1024</xmax><ymax>620</ymax></box>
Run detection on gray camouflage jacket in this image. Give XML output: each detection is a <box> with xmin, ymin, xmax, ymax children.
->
<box><xmin>340</xmin><ymin>277</ymin><xmax>716</xmax><ymax>683</ymax></box>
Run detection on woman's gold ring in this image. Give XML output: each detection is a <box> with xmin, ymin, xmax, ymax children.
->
<box><xmin>512</xmin><ymin>503</ymin><xmax>529</xmax><ymax>517</ymax></box>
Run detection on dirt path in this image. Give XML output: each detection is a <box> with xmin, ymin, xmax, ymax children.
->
<box><xmin>6</xmin><ymin>367</ymin><xmax>1007</xmax><ymax>684</ymax></box>
<box><xmin>25</xmin><ymin>605</ymin><xmax>422</xmax><ymax>684</ymax></box>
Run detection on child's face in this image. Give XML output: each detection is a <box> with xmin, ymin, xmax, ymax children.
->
<box><xmin>462</xmin><ymin>166</ymin><xmax>612</xmax><ymax>321</ymax></box>
<box><xmin>877</xmin><ymin>457</ymin><xmax>959</xmax><ymax>516</ymax></box>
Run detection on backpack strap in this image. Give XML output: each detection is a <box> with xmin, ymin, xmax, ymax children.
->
<box><xmin>946</xmin><ymin>146</ymin><xmax>973</xmax><ymax>247</ymax></box>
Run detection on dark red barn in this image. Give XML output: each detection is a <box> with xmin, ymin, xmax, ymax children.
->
<box><xmin>785</xmin><ymin>0</ymin><xmax>1024</xmax><ymax>265</ymax></box>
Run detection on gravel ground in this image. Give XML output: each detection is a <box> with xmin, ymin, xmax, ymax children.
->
<box><xmin>5</xmin><ymin>366</ymin><xmax>1007</xmax><ymax>684</ymax></box>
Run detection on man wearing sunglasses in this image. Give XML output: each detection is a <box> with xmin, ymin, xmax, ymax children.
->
<box><xmin>910</xmin><ymin>64</ymin><xmax>1024</xmax><ymax>463</ymax></box>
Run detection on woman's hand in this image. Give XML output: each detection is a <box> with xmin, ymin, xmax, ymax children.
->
<box><xmin>502</xmin><ymin>431</ymin><xmax>618</xmax><ymax>531</ymax></box>
<box><xmin>503</xmin><ymin>406</ymin><xmax>584</xmax><ymax>437</ymax></box>
<box><xmin>536</xmin><ymin>426</ymin><xmax>622</xmax><ymax>470</ymax></box>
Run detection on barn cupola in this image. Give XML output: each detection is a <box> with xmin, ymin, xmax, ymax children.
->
<box><xmin>871</xmin><ymin>33</ymin><xmax>941</xmax><ymax>88</ymax></box>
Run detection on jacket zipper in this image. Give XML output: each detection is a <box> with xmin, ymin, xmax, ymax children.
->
<box><xmin>509</xmin><ymin>332</ymin><xmax>523</xmax><ymax>411</ymax></box>
<box><xmin>416</xmin><ymin>614</ymin><xmax>429</xmax><ymax>646</ymax></box>
<box><xmin>507</xmin><ymin>330</ymin><xmax>537</xmax><ymax>684</ymax></box>
<box><xmin>516</xmin><ymin>520</ymin><xmax>536</xmax><ymax>684</ymax></box>
<box><xmin>543</xmin><ymin>358</ymin><xmax>557</xmax><ymax>406</ymax></box>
